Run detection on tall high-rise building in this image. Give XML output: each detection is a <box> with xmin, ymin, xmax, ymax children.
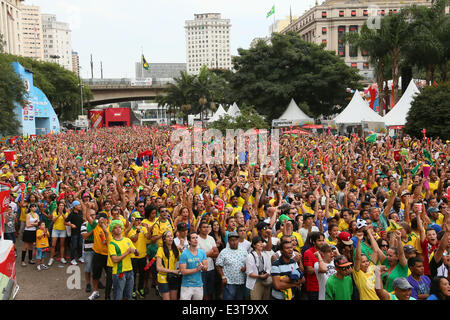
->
<box><xmin>185</xmin><ymin>13</ymin><xmax>232</xmax><ymax>75</ymax></box>
<box><xmin>42</xmin><ymin>13</ymin><xmax>72</xmax><ymax>71</ymax></box>
<box><xmin>72</xmin><ymin>50</ymin><xmax>79</xmax><ymax>77</ymax></box>
<box><xmin>280</xmin><ymin>0</ymin><xmax>432</xmax><ymax>80</ymax></box>
<box><xmin>20</xmin><ymin>4</ymin><xmax>43</xmax><ymax>60</ymax></box>
<box><xmin>0</xmin><ymin>0</ymin><xmax>24</xmax><ymax>55</ymax></box>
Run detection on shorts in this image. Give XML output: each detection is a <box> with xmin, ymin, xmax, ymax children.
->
<box><xmin>201</xmin><ymin>270</ymin><xmax>215</xmax><ymax>297</ymax></box>
<box><xmin>158</xmin><ymin>280</ymin><xmax>178</xmax><ymax>293</ymax></box>
<box><xmin>52</xmin><ymin>229</ymin><xmax>67</xmax><ymax>238</ymax></box>
<box><xmin>36</xmin><ymin>247</ymin><xmax>48</xmax><ymax>260</ymax></box>
<box><xmin>92</xmin><ymin>253</ymin><xmax>108</xmax><ymax>280</ymax></box>
<box><xmin>83</xmin><ymin>250</ymin><xmax>94</xmax><ymax>273</ymax></box>
<box><xmin>180</xmin><ymin>286</ymin><xmax>203</xmax><ymax>300</ymax></box>
<box><xmin>23</xmin><ymin>230</ymin><xmax>36</xmax><ymax>243</ymax></box>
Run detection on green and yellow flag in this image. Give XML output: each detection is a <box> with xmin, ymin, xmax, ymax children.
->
<box><xmin>365</xmin><ymin>133</ymin><xmax>377</xmax><ymax>143</ymax></box>
<box><xmin>142</xmin><ymin>55</ymin><xmax>149</xmax><ymax>70</ymax></box>
<box><xmin>267</xmin><ymin>5</ymin><xmax>275</xmax><ymax>18</ymax></box>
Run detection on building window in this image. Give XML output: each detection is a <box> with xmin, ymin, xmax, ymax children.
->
<box><xmin>351</xmin><ymin>10</ymin><xmax>356</xmax><ymax>16</ymax></box>
<box><xmin>363</xmin><ymin>62</ymin><xmax>369</xmax><ymax>69</ymax></box>
<box><xmin>381</xmin><ymin>10</ymin><xmax>385</xmax><ymax>16</ymax></box>
<box><xmin>338</xmin><ymin>26</ymin><xmax>346</xmax><ymax>57</ymax></box>
<box><xmin>339</xmin><ymin>10</ymin><xmax>344</xmax><ymax>17</ymax></box>
<box><xmin>349</xmin><ymin>25</ymin><xmax>358</xmax><ymax>57</ymax></box>
<box><xmin>322</xmin><ymin>11</ymin><xmax>327</xmax><ymax>18</ymax></box>
<box><xmin>322</xmin><ymin>39</ymin><xmax>327</xmax><ymax>44</ymax></box>
<box><xmin>322</xmin><ymin>27</ymin><xmax>327</xmax><ymax>34</ymax></box>
<box><xmin>351</xmin><ymin>63</ymin><xmax>358</xmax><ymax>68</ymax></box>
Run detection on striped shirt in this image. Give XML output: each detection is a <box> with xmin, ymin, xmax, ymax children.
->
<box><xmin>80</xmin><ymin>222</ymin><xmax>94</xmax><ymax>251</ymax></box>
<box><xmin>270</xmin><ymin>257</ymin><xmax>300</xmax><ymax>300</ymax></box>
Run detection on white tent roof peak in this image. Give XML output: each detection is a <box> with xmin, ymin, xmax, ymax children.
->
<box><xmin>208</xmin><ymin>104</ymin><xmax>227</xmax><ymax>122</ymax></box>
<box><xmin>278</xmin><ymin>98</ymin><xmax>313</xmax><ymax>121</ymax></box>
<box><xmin>227</xmin><ymin>102</ymin><xmax>241</xmax><ymax>118</ymax></box>
<box><xmin>334</xmin><ymin>90</ymin><xmax>384</xmax><ymax>124</ymax></box>
<box><xmin>383</xmin><ymin>80</ymin><xmax>420</xmax><ymax>127</ymax></box>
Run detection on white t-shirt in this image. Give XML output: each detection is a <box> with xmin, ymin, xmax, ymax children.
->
<box><xmin>299</xmin><ymin>226</ymin><xmax>319</xmax><ymax>243</ymax></box>
<box><xmin>314</xmin><ymin>260</ymin><xmax>336</xmax><ymax>300</ymax></box>
<box><xmin>226</xmin><ymin>239</ymin><xmax>251</xmax><ymax>253</ymax></box>
<box><xmin>174</xmin><ymin>237</ymin><xmax>189</xmax><ymax>253</ymax></box>
<box><xmin>197</xmin><ymin>234</ymin><xmax>217</xmax><ymax>271</ymax></box>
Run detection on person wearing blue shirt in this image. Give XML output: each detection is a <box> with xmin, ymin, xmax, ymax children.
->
<box><xmin>179</xmin><ymin>232</ymin><xmax>208</xmax><ymax>300</ymax></box>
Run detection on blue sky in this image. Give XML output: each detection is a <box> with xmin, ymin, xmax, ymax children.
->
<box><xmin>24</xmin><ymin>0</ymin><xmax>319</xmax><ymax>78</ymax></box>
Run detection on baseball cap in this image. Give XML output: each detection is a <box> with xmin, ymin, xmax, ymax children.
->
<box><xmin>334</xmin><ymin>255</ymin><xmax>352</xmax><ymax>268</ymax></box>
<box><xmin>97</xmin><ymin>212</ymin><xmax>108</xmax><ymax>219</ymax></box>
<box><xmin>228</xmin><ymin>231</ymin><xmax>239</xmax><ymax>238</ymax></box>
<box><xmin>131</xmin><ymin>211</ymin><xmax>144</xmax><ymax>219</ymax></box>
<box><xmin>429</xmin><ymin>223</ymin><xmax>442</xmax><ymax>233</ymax></box>
<box><xmin>427</xmin><ymin>207</ymin><xmax>439</xmax><ymax>214</ymax></box>
<box><xmin>256</xmin><ymin>221</ymin><xmax>270</xmax><ymax>231</ymax></box>
<box><xmin>177</xmin><ymin>222</ymin><xmax>188</xmax><ymax>231</ymax></box>
<box><xmin>401</xmin><ymin>190</ymin><xmax>411</xmax><ymax>197</ymax></box>
<box><xmin>338</xmin><ymin>231</ymin><xmax>353</xmax><ymax>245</ymax></box>
<box><xmin>279</xmin><ymin>214</ymin><xmax>293</xmax><ymax>224</ymax></box>
<box><xmin>82</xmin><ymin>192</ymin><xmax>90</xmax><ymax>198</ymax></box>
<box><xmin>356</xmin><ymin>219</ymin><xmax>368</xmax><ymax>230</ymax></box>
<box><xmin>403</xmin><ymin>245</ymin><xmax>416</xmax><ymax>254</ymax></box>
<box><xmin>393</xmin><ymin>277</ymin><xmax>413</xmax><ymax>290</ymax></box>
<box><xmin>303</xmin><ymin>213</ymin><xmax>315</xmax><ymax>220</ymax></box>
<box><xmin>72</xmin><ymin>200</ymin><xmax>81</xmax><ymax>207</ymax></box>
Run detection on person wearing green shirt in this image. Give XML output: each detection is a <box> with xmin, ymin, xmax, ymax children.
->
<box><xmin>381</xmin><ymin>230</ymin><xmax>408</xmax><ymax>292</ymax></box>
<box><xmin>325</xmin><ymin>255</ymin><xmax>353</xmax><ymax>300</ymax></box>
<box><xmin>375</xmin><ymin>267</ymin><xmax>416</xmax><ymax>300</ymax></box>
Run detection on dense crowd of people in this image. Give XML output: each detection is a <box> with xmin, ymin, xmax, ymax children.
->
<box><xmin>1</xmin><ymin>125</ymin><xmax>449</xmax><ymax>301</ymax></box>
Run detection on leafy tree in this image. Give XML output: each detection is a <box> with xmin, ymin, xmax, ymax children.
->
<box><xmin>0</xmin><ymin>53</ymin><xmax>92</xmax><ymax>121</ymax></box>
<box><xmin>0</xmin><ymin>55</ymin><xmax>26</xmax><ymax>135</ymax></box>
<box><xmin>229</xmin><ymin>32</ymin><xmax>362</xmax><ymax>121</ymax></box>
<box><xmin>156</xmin><ymin>66</ymin><xmax>230</xmax><ymax>123</ymax></box>
<box><xmin>404</xmin><ymin>82</ymin><xmax>450</xmax><ymax>139</ymax></box>
<box><xmin>208</xmin><ymin>104</ymin><xmax>269</xmax><ymax>133</ymax></box>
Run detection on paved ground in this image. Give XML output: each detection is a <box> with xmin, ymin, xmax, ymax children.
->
<box><xmin>13</xmin><ymin>237</ymin><xmax>159</xmax><ymax>300</ymax></box>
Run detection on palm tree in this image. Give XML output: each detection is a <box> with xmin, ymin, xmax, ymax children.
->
<box><xmin>343</xmin><ymin>24</ymin><xmax>390</xmax><ymax>115</ymax></box>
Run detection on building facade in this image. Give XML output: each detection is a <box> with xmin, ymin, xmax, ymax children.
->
<box><xmin>135</xmin><ymin>62</ymin><xmax>186</xmax><ymax>80</ymax></box>
<box><xmin>185</xmin><ymin>13</ymin><xmax>232</xmax><ymax>75</ymax></box>
<box><xmin>41</xmin><ymin>13</ymin><xmax>72</xmax><ymax>71</ymax></box>
<box><xmin>20</xmin><ymin>4</ymin><xmax>43</xmax><ymax>60</ymax></box>
<box><xmin>0</xmin><ymin>0</ymin><xmax>23</xmax><ymax>55</ymax></box>
<box><xmin>72</xmin><ymin>50</ymin><xmax>80</xmax><ymax>77</ymax></box>
<box><xmin>280</xmin><ymin>0</ymin><xmax>432</xmax><ymax>79</ymax></box>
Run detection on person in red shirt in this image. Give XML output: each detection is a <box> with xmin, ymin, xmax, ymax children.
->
<box><xmin>303</xmin><ymin>231</ymin><xmax>325</xmax><ymax>300</ymax></box>
<box><xmin>417</xmin><ymin>213</ymin><xmax>439</xmax><ymax>276</ymax></box>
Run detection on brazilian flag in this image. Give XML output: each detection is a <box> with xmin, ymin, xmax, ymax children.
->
<box><xmin>266</xmin><ymin>5</ymin><xmax>275</xmax><ymax>18</ymax></box>
<box><xmin>365</xmin><ymin>133</ymin><xmax>377</xmax><ymax>143</ymax></box>
<box><xmin>142</xmin><ymin>55</ymin><xmax>149</xmax><ymax>70</ymax></box>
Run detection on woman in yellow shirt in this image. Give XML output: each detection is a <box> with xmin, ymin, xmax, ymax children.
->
<box><xmin>49</xmin><ymin>201</ymin><xmax>69</xmax><ymax>265</ymax></box>
<box><xmin>156</xmin><ymin>231</ymin><xmax>180</xmax><ymax>300</ymax></box>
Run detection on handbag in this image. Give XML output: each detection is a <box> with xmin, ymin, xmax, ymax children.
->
<box><xmin>252</xmin><ymin>252</ymin><xmax>272</xmax><ymax>287</ymax></box>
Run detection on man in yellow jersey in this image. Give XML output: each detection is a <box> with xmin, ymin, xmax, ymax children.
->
<box><xmin>87</xmin><ymin>211</ymin><xmax>113</xmax><ymax>300</ymax></box>
<box><xmin>127</xmin><ymin>212</ymin><xmax>148</xmax><ymax>299</ymax></box>
<box><xmin>151</xmin><ymin>206</ymin><xmax>174</xmax><ymax>248</ymax></box>
<box><xmin>226</xmin><ymin>196</ymin><xmax>243</xmax><ymax>216</ymax></box>
<box><xmin>109</xmin><ymin>219</ymin><xmax>138</xmax><ymax>300</ymax></box>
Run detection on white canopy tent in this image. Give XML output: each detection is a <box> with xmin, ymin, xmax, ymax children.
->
<box><xmin>227</xmin><ymin>102</ymin><xmax>241</xmax><ymax>118</ymax></box>
<box><xmin>207</xmin><ymin>104</ymin><xmax>228</xmax><ymax>122</ymax></box>
<box><xmin>383</xmin><ymin>80</ymin><xmax>420</xmax><ymax>127</ymax></box>
<box><xmin>272</xmin><ymin>98</ymin><xmax>313</xmax><ymax>127</ymax></box>
<box><xmin>333</xmin><ymin>90</ymin><xmax>385</xmax><ymax>125</ymax></box>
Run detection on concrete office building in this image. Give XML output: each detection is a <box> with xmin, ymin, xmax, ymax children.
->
<box><xmin>72</xmin><ymin>50</ymin><xmax>80</xmax><ymax>77</ymax></box>
<box><xmin>185</xmin><ymin>13</ymin><xmax>232</xmax><ymax>75</ymax></box>
<box><xmin>42</xmin><ymin>13</ymin><xmax>72</xmax><ymax>71</ymax></box>
<box><xmin>20</xmin><ymin>4</ymin><xmax>43</xmax><ymax>60</ymax></box>
<box><xmin>135</xmin><ymin>62</ymin><xmax>186</xmax><ymax>80</ymax></box>
<box><xmin>280</xmin><ymin>0</ymin><xmax>432</xmax><ymax>80</ymax></box>
<box><xmin>0</xmin><ymin>0</ymin><xmax>24</xmax><ymax>55</ymax></box>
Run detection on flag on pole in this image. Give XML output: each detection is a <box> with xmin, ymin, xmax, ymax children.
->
<box><xmin>142</xmin><ymin>55</ymin><xmax>149</xmax><ymax>70</ymax></box>
<box><xmin>423</xmin><ymin>149</ymin><xmax>434</xmax><ymax>166</ymax></box>
<box><xmin>267</xmin><ymin>5</ymin><xmax>275</xmax><ymax>18</ymax></box>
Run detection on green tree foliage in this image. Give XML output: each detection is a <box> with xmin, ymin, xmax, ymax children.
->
<box><xmin>229</xmin><ymin>32</ymin><xmax>362</xmax><ymax>121</ymax></box>
<box><xmin>208</xmin><ymin>104</ymin><xmax>269</xmax><ymax>133</ymax></box>
<box><xmin>0</xmin><ymin>53</ymin><xmax>92</xmax><ymax>121</ymax></box>
<box><xmin>404</xmin><ymin>82</ymin><xmax>450</xmax><ymax>139</ymax></box>
<box><xmin>0</xmin><ymin>57</ymin><xmax>26</xmax><ymax>136</ymax></box>
<box><xmin>156</xmin><ymin>66</ymin><xmax>231</xmax><ymax>122</ymax></box>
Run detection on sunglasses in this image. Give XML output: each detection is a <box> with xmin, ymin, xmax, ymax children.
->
<box><xmin>160</xmin><ymin>210</ymin><xmax>169</xmax><ymax>213</ymax></box>
<box><xmin>338</xmin><ymin>265</ymin><xmax>351</xmax><ymax>270</ymax></box>
<box><xmin>380</xmin><ymin>244</ymin><xmax>389</xmax><ymax>248</ymax></box>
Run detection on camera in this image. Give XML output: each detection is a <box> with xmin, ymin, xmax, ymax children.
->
<box><xmin>258</xmin><ymin>271</ymin><xmax>267</xmax><ymax>275</ymax></box>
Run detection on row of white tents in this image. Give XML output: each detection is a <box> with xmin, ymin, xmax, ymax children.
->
<box><xmin>201</xmin><ymin>79</ymin><xmax>419</xmax><ymax>129</ymax></box>
<box><xmin>274</xmin><ymin>79</ymin><xmax>420</xmax><ymax>128</ymax></box>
